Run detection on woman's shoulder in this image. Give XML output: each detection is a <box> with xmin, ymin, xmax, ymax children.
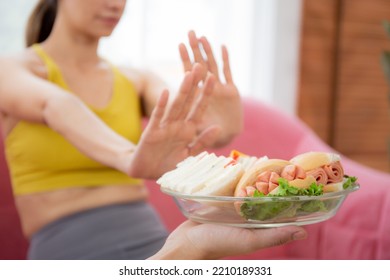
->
<box><xmin>0</xmin><ymin>48</ymin><xmax>47</xmax><ymax>79</ymax></box>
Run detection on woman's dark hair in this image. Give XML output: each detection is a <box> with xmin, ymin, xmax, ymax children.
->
<box><xmin>25</xmin><ymin>0</ymin><xmax>58</xmax><ymax>47</ymax></box>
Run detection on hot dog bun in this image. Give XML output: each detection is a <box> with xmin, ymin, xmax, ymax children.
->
<box><xmin>157</xmin><ymin>152</ymin><xmax>244</xmax><ymax>196</ymax></box>
<box><xmin>290</xmin><ymin>152</ymin><xmax>340</xmax><ymax>170</ymax></box>
<box><xmin>234</xmin><ymin>159</ymin><xmax>291</xmax><ymax>197</ymax></box>
<box><xmin>322</xmin><ymin>182</ymin><xmax>343</xmax><ymax>193</ymax></box>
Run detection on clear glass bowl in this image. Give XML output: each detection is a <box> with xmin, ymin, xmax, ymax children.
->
<box><xmin>161</xmin><ymin>184</ymin><xmax>360</xmax><ymax>228</ymax></box>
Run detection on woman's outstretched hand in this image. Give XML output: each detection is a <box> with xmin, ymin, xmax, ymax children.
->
<box><xmin>149</xmin><ymin>221</ymin><xmax>308</xmax><ymax>260</ymax></box>
<box><xmin>179</xmin><ymin>30</ymin><xmax>243</xmax><ymax>147</ymax></box>
<box><xmin>127</xmin><ymin>65</ymin><xmax>221</xmax><ymax>180</ymax></box>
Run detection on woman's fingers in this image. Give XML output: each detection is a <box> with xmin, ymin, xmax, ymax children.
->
<box><xmin>182</xmin><ymin>31</ymin><xmax>228</xmax><ymax>84</ymax></box>
<box><xmin>177</xmin><ymin>65</ymin><xmax>204</xmax><ymax>120</ymax></box>
<box><xmin>164</xmin><ymin>64</ymin><xmax>205</xmax><ymax>123</ymax></box>
<box><xmin>248</xmin><ymin>226</ymin><xmax>308</xmax><ymax>251</ymax></box>
<box><xmin>183</xmin><ymin>222</ymin><xmax>308</xmax><ymax>259</ymax></box>
<box><xmin>179</xmin><ymin>43</ymin><xmax>192</xmax><ymax>72</ymax></box>
<box><xmin>189</xmin><ymin>125</ymin><xmax>221</xmax><ymax>156</ymax></box>
<box><xmin>222</xmin><ymin>45</ymin><xmax>234</xmax><ymax>84</ymax></box>
<box><xmin>188</xmin><ymin>30</ymin><xmax>205</xmax><ymax>65</ymax></box>
<box><xmin>185</xmin><ymin>74</ymin><xmax>217</xmax><ymax>155</ymax></box>
<box><xmin>148</xmin><ymin>61</ymin><xmax>216</xmax><ymax>153</ymax></box>
<box><xmin>186</xmin><ymin>73</ymin><xmax>216</xmax><ymax>123</ymax></box>
<box><xmin>162</xmin><ymin>71</ymin><xmax>194</xmax><ymax>123</ymax></box>
<box><xmin>199</xmin><ymin>36</ymin><xmax>220</xmax><ymax>81</ymax></box>
<box><xmin>148</xmin><ymin>89</ymin><xmax>169</xmax><ymax>130</ymax></box>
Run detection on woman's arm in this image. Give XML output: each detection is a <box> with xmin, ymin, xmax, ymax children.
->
<box><xmin>0</xmin><ymin>57</ymin><xmax>217</xmax><ymax>179</ymax></box>
<box><xmin>0</xmin><ymin>56</ymin><xmax>136</xmax><ymax>173</ymax></box>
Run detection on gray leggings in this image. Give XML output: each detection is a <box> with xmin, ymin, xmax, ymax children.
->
<box><xmin>28</xmin><ymin>201</ymin><xmax>168</xmax><ymax>260</ymax></box>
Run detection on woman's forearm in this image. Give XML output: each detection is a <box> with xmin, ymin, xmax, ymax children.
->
<box><xmin>43</xmin><ymin>93</ymin><xmax>134</xmax><ymax>175</ymax></box>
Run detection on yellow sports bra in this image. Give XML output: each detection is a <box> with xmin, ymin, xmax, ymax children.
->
<box><xmin>5</xmin><ymin>44</ymin><xmax>143</xmax><ymax>195</ymax></box>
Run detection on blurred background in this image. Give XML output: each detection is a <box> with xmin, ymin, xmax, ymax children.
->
<box><xmin>0</xmin><ymin>0</ymin><xmax>389</xmax><ymax>173</ymax></box>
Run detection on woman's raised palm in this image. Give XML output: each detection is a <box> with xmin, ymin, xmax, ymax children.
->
<box><xmin>128</xmin><ymin>65</ymin><xmax>220</xmax><ymax>179</ymax></box>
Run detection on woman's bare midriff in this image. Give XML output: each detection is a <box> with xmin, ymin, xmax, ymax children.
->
<box><xmin>15</xmin><ymin>184</ymin><xmax>149</xmax><ymax>239</ymax></box>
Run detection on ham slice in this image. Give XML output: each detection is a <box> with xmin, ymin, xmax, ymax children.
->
<box><xmin>268</xmin><ymin>172</ymin><xmax>280</xmax><ymax>192</ymax></box>
<box><xmin>306</xmin><ymin>161</ymin><xmax>344</xmax><ymax>185</ymax></box>
<box><xmin>255</xmin><ymin>181</ymin><xmax>269</xmax><ymax>195</ymax></box>
<box><xmin>323</xmin><ymin>161</ymin><xmax>344</xmax><ymax>184</ymax></box>
<box><xmin>306</xmin><ymin>168</ymin><xmax>328</xmax><ymax>185</ymax></box>
<box><xmin>281</xmin><ymin>164</ymin><xmax>306</xmax><ymax>180</ymax></box>
<box><xmin>253</xmin><ymin>171</ymin><xmax>280</xmax><ymax>195</ymax></box>
<box><xmin>245</xmin><ymin>186</ymin><xmax>257</xmax><ymax>196</ymax></box>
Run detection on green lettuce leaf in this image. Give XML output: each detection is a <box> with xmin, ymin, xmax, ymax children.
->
<box><xmin>272</xmin><ymin>178</ymin><xmax>324</xmax><ymax>196</ymax></box>
<box><xmin>343</xmin><ymin>175</ymin><xmax>357</xmax><ymax>189</ymax></box>
<box><xmin>240</xmin><ymin>178</ymin><xmax>325</xmax><ymax>221</ymax></box>
<box><xmin>240</xmin><ymin>200</ymin><xmax>297</xmax><ymax>221</ymax></box>
<box><xmin>299</xmin><ymin>200</ymin><xmax>326</xmax><ymax>213</ymax></box>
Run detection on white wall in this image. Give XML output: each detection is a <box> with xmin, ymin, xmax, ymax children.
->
<box><xmin>0</xmin><ymin>0</ymin><xmax>37</xmax><ymax>54</ymax></box>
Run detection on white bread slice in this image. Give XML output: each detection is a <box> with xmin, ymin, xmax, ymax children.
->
<box><xmin>157</xmin><ymin>152</ymin><xmax>211</xmax><ymax>192</ymax></box>
<box><xmin>290</xmin><ymin>151</ymin><xmax>340</xmax><ymax>171</ymax></box>
<box><xmin>157</xmin><ymin>152</ymin><xmax>244</xmax><ymax>196</ymax></box>
<box><xmin>178</xmin><ymin>155</ymin><xmax>230</xmax><ymax>194</ymax></box>
<box><xmin>237</xmin><ymin>155</ymin><xmax>268</xmax><ymax>172</ymax></box>
<box><xmin>323</xmin><ymin>182</ymin><xmax>343</xmax><ymax>193</ymax></box>
<box><xmin>194</xmin><ymin>162</ymin><xmax>244</xmax><ymax>196</ymax></box>
<box><xmin>234</xmin><ymin>159</ymin><xmax>291</xmax><ymax>196</ymax></box>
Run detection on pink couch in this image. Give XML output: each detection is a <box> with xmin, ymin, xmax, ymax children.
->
<box><xmin>1</xmin><ymin>98</ymin><xmax>389</xmax><ymax>259</ymax></box>
<box><xmin>0</xmin><ymin>136</ymin><xmax>29</xmax><ymax>259</ymax></box>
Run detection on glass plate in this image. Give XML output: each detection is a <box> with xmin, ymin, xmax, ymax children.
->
<box><xmin>161</xmin><ymin>184</ymin><xmax>360</xmax><ymax>228</ymax></box>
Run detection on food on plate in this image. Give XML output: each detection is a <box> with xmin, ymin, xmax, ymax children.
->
<box><xmin>156</xmin><ymin>150</ymin><xmax>358</xmax><ymax>224</ymax></box>
<box><xmin>233</xmin><ymin>152</ymin><xmax>357</xmax><ymax>221</ymax></box>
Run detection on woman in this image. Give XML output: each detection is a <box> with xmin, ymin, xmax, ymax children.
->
<box><xmin>0</xmin><ymin>0</ymin><xmax>307</xmax><ymax>260</ymax></box>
